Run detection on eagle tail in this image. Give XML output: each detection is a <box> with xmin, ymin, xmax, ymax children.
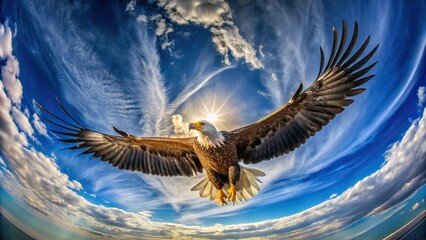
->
<box><xmin>191</xmin><ymin>166</ymin><xmax>265</xmax><ymax>205</ymax></box>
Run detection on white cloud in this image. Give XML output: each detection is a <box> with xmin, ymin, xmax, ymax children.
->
<box><xmin>258</xmin><ymin>45</ymin><xmax>265</xmax><ymax>59</ymax></box>
<box><xmin>0</xmin><ymin>21</ymin><xmax>13</xmax><ymax>58</ymax></box>
<box><xmin>136</xmin><ymin>14</ymin><xmax>148</xmax><ymax>23</ymax></box>
<box><xmin>0</xmin><ymin>42</ymin><xmax>157</xmax><ymax>237</ymax></box>
<box><xmin>156</xmin><ymin>0</ymin><xmax>263</xmax><ymax>69</ymax></box>
<box><xmin>125</xmin><ymin>0</ymin><xmax>136</xmax><ymax>12</ymax></box>
<box><xmin>271</xmin><ymin>73</ymin><xmax>277</xmax><ymax>81</ymax></box>
<box><xmin>257</xmin><ymin>90</ymin><xmax>272</xmax><ymax>99</ymax></box>
<box><xmin>1</xmin><ymin>54</ymin><xmax>22</xmax><ymax>105</ymax></box>
<box><xmin>161</xmin><ymin>40</ymin><xmax>174</xmax><ymax>51</ymax></box>
<box><xmin>68</xmin><ymin>180</ymin><xmax>83</xmax><ymax>191</ymax></box>
<box><xmin>410</xmin><ymin>199</ymin><xmax>424</xmax><ymax>211</ymax></box>
<box><xmin>171</xmin><ymin>114</ymin><xmax>190</xmax><ymax>136</ymax></box>
<box><xmin>136</xmin><ymin>13</ymin><xmax>176</xmax><ymax>51</ymax></box>
<box><xmin>155</xmin><ymin>18</ymin><xmax>169</xmax><ymax>36</ymax></box>
<box><xmin>330</xmin><ymin>193</ymin><xmax>338</xmax><ymax>199</ymax></box>
<box><xmin>154</xmin><ymin>18</ymin><xmax>175</xmax><ymax>51</ymax></box>
<box><xmin>418</xmin><ymin>86</ymin><xmax>425</xmax><ymax>107</ymax></box>
<box><xmin>1</xmin><ymin>22</ymin><xmax>38</xmax><ymax>146</ymax></box>
<box><xmin>32</xmin><ymin>113</ymin><xmax>49</xmax><ymax>137</ymax></box>
<box><xmin>0</xmin><ymin>82</ymin><xmax>27</xmax><ymax>148</ymax></box>
<box><xmin>11</xmin><ymin>106</ymin><xmax>34</xmax><ymax>139</ymax></box>
<box><xmin>411</xmin><ymin>202</ymin><xmax>420</xmax><ymax>211</ymax></box>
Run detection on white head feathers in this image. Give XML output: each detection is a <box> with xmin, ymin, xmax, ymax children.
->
<box><xmin>189</xmin><ymin>120</ymin><xmax>225</xmax><ymax>149</ymax></box>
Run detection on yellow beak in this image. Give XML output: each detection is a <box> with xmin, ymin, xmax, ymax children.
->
<box><xmin>188</xmin><ymin>122</ymin><xmax>202</xmax><ymax>131</ymax></box>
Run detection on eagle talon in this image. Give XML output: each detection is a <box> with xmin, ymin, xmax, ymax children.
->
<box><xmin>227</xmin><ymin>184</ymin><xmax>236</xmax><ymax>204</ymax></box>
<box><xmin>218</xmin><ymin>189</ymin><xmax>228</xmax><ymax>206</ymax></box>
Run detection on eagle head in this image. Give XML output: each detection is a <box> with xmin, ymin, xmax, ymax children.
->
<box><xmin>188</xmin><ymin>120</ymin><xmax>225</xmax><ymax>148</ymax></box>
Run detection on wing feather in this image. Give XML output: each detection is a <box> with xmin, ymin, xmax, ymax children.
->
<box><xmin>35</xmin><ymin>100</ymin><xmax>203</xmax><ymax>177</ymax></box>
<box><xmin>330</xmin><ymin>21</ymin><xmax>347</xmax><ymax>67</ymax></box>
<box><xmin>317</xmin><ymin>47</ymin><xmax>325</xmax><ymax>78</ymax></box>
<box><xmin>230</xmin><ymin>21</ymin><xmax>378</xmax><ymax>164</ymax></box>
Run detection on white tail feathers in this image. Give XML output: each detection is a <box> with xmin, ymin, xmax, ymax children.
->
<box><xmin>191</xmin><ymin>166</ymin><xmax>265</xmax><ymax>205</ymax></box>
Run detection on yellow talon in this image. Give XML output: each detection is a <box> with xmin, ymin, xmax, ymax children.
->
<box><xmin>227</xmin><ymin>183</ymin><xmax>236</xmax><ymax>204</ymax></box>
<box><xmin>218</xmin><ymin>189</ymin><xmax>228</xmax><ymax>206</ymax></box>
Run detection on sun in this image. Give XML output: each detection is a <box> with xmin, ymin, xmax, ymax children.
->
<box><xmin>206</xmin><ymin>112</ymin><xmax>218</xmax><ymax>123</ymax></box>
<box><xmin>181</xmin><ymin>89</ymin><xmax>244</xmax><ymax>131</ymax></box>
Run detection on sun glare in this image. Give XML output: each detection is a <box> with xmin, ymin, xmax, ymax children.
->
<box><xmin>182</xmin><ymin>89</ymin><xmax>243</xmax><ymax>131</ymax></box>
<box><xmin>206</xmin><ymin>112</ymin><xmax>218</xmax><ymax>123</ymax></box>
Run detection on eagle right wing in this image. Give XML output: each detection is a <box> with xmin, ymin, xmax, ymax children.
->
<box><xmin>230</xmin><ymin>21</ymin><xmax>378</xmax><ymax>164</ymax></box>
<box><xmin>35</xmin><ymin>100</ymin><xmax>203</xmax><ymax>177</ymax></box>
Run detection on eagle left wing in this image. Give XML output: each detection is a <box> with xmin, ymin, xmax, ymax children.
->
<box><xmin>35</xmin><ymin>100</ymin><xmax>203</xmax><ymax>177</ymax></box>
<box><xmin>230</xmin><ymin>21</ymin><xmax>378</xmax><ymax>165</ymax></box>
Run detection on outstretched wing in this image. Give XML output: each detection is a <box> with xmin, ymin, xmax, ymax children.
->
<box><xmin>230</xmin><ymin>21</ymin><xmax>378</xmax><ymax>164</ymax></box>
<box><xmin>35</xmin><ymin>100</ymin><xmax>203</xmax><ymax>177</ymax></box>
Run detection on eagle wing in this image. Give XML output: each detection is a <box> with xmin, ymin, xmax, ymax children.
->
<box><xmin>36</xmin><ymin>101</ymin><xmax>203</xmax><ymax>177</ymax></box>
<box><xmin>230</xmin><ymin>21</ymin><xmax>378</xmax><ymax>164</ymax></box>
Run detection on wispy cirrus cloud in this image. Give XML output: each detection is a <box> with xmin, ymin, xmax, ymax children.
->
<box><xmin>21</xmin><ymin>1</ymin><xmax>166</xmax><ymax>136</ymax></box>
<box><xmin>249</xmin><ymin>0</ymin><xmax>326</xmax><ymax>108</ymax></box>
<box><xmin>127</xmin><ymin>21</ymin><xmax>167</xmax><ymax>136</ymax></box>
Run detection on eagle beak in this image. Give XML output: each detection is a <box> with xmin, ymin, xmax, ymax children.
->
<box><xmin>188</xmin><ymin>122</ymin><xmax>196</xmax><ymax>131</ymax></box>
<box><xmin>189</xmin><ymin>121</ymin><xmax>206</xmax><ymax>131</ymax></box>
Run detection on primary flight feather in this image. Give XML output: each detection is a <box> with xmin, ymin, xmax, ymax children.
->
<box><xmin>36</xmin><ymin>21</ymin><xmax>378</xmax><ymax>205</ymax></box>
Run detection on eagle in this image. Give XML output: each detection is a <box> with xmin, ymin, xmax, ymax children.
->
<box><xmin>36</xmin><ymin>21</ymin><xmax>378</xmax><ymax>206</ymax></box>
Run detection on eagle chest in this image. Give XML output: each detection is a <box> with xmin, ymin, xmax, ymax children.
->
<box><xmin>195</xmin><ymin>140</ymin><xmax>237</xmax><ymax>175</ymax></box>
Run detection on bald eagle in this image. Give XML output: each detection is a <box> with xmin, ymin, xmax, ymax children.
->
<box><xmin>36</xmin><ymin>21</ymin><xmax>378</xmax><ymax>205</ymax></box>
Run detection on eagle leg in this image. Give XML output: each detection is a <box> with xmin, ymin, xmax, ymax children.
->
<box><xmin>227</xmin><ymin>183</ymin><xmax>236</xmax><ymax>204</ymax></box>
<box><xmin>227</xmin><ymin>165</ymin><xmax>240</xmax><ymax>204</ymax></box>
<box><xmin>218</xmin><ymin>189</ymin><xmax>228</xmax><ymax>206</ymax></box>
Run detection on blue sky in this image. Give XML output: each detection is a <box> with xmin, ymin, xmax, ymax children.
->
<box><xmin>0</xmin><ymin>0</ymin><xmax>425</xmax><ymax>239</ymax></box>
